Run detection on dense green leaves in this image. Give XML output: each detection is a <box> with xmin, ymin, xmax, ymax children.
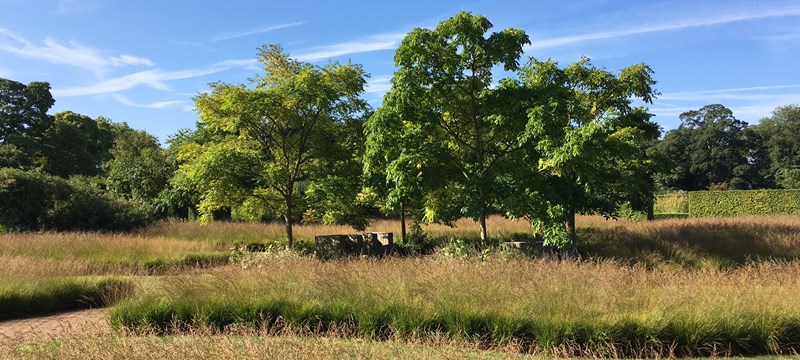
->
<box><xmin>0</xmin><ymin>168</ymin><xmax>154</xmax><ymax>232</ymax></box>
<box><xmin>688</xmin><ymin>190</ymin><xmax>800</xmax><ymax>217</ymax></box>
<box><xmin>652</xmin><ymin>104</ymin><xmax>769</xmax><ymax>190</ymax></box>
<box><xmin>189</xmin><ymin>45</ymin><xmax>369</xmax><ymax>248</ymax></box>
<box><xmin>369</xmin><ymin>11</ymin><xmax>531</xmax><ymax>244</ymax></box>
<box><xmin>512</xmin><ymin>57</ymin><xmax>661</xmax><ymax>248</ymax></box>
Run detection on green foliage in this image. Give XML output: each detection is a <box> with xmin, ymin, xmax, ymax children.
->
<box><xmin>0</xmin><ymin>78</ymin><xmax>54</xmax><ymax>144</ymax></box>
<box><xmin>752</xmin><ymin>105</ymin><xmax>800</xmax><ymax>189</ymax></box>
<box><xmin>106</xmin><ymin>129</ymin><xmax>173</xmax><ymax>203</ymax></box>
<box><xmin>0</xmin><ymin>168</ymin><xmax>154</xmax><ymax>231</ymax></box>
<box><xmin>40</xmin><ymin>111</ymin><xmax>116</xmax><ymax>177</ymax></box>
<box><xmin>652</xmin><ymin>104</ymin><xmax>770</xmax><ymax>190</ymax></box>
<box><xmin>369</xmin><ymin>11</ymin><xmax>531</xmax><ymax>243</ymax></box>
<box><xmin>189</xmin><ymin>44</ymin><xmax>369</xmax><ymax>248</ymax></box>
<box><xmin>654</xmin><ymin>191</ymin><xmax>689</xmax><ymax>214</ymax></box>
<box><xmin>653</xmin><ymin>213</ymin><xmax>689</xmax><ymax>220</ymax></box>
<box><xmin>688</xmin><ymin>190</ymin><xmax>800</xmax><ymax>217</ymax></box>
<box><xmin>514</xmin><ymin>57</ymin><xmax>660</xmax><ymax>247</ymax></box>
<box><xmin>618</xmin><ymin>202</ymin><xmax>648</xmax><ymax>222</ymax></box>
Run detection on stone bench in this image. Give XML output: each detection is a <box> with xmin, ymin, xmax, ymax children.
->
<box><xmin>315</xmin><ymin>232</ymin><xmax>393</xmax><ymax>258</ymax></box>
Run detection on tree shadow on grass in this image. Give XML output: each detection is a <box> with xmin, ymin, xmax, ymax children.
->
<box><xmin>579</xmin><ymin>219</ymin><xmax>800</xmax><ymax>269</ymax></box>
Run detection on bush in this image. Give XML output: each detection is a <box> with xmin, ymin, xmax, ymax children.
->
<box><xmin>653</xmin><ymin>213</ymin><xmax>689</xmax><ymax>220</ymax></box>
<box><xmin>0</xmin><ymin>277</ymin><xmax>133</xmax><ymax>320</ymax></box>
<box><xmin>0</xmin><ymin>168</ymin><xmax>155</xmax><ymax>231</ymax></box>
<box><xmin>688</xmin><ymin>189</ymin><xmax>800</xmax><ymax>217</ymax></box>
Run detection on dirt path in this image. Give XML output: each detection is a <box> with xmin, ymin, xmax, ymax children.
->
<box><xmin>0</xmin><ymin>308</ymin><xmax>111</xmax><ymax>346</ymax></box>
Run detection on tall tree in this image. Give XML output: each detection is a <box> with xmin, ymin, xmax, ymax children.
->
<box><xmin>0</xmin><ymin>78</ymin><xmax>55</xmax><ymax>170</ymax></box>
<box><xmin>0</xmin><ymin>78</ymin><xmax>54</xmax><ymax>144</ymax></box>
<box><xmin>515</xmin><ymin>57</ymin><xmax>660</xmax><ymax>250</ymax></box>
<box><xmin>191</xmin><ymin>45</ymin><xmax>368</xmax><ymax>248</ymax></box>
<box><xmin>41</xmin><ymin>111</ymin><xmax>115</xmax><ymax>177</ymax></box>
<box><xmin>376</xmin><ymin>11</ymin><xmax>530</xmax><ymax>244</ymax></box>
<box><xmin>752</xmin><ymin>104</ymin><xmax>800</xmax><ymax>188</ymax></box>
<box><xmin>105</xmin><ymin>129</ymin><xmax>172</xmax><ymax>202</ymax></box>
<box><xmin>652</xmin><ymin>104</ymin><xmax>766</xmax><ymax>190</ymax></box>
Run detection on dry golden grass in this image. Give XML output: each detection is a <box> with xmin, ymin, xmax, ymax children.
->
<box><xmin>0</xmin><ymin>333</ymin><xmax>531</xmax><ymax>360</ymax></box>
<box><xmin>142</xmin><ymin>215</ymin><xmax>623</xmax><ymax>245</ymax></box>
<box><xmin>0</xmin><ymin>232</ymin><xmax>228</xmax><ymax>277</ymax></box>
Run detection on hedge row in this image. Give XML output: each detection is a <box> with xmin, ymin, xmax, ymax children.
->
<box><xmin>688</xmin><ymin>190</ymin><xmax>800</xmax><ymax>217</ymax></box>
<box><xmin>654</xmin><ymin>191</ymin><xmax>688</xmax><ymax>214</ymax></box>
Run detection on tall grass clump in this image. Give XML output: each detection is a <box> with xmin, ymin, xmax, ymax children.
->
<box><xmin>111</xmin><ymin>258</ymin><xmax>800</xmax><ymax>357</ymax></box>
<box><xmin>0</xmin><ymin>277</ymin><xmax>132</xmax><ymax>320</ymax></box>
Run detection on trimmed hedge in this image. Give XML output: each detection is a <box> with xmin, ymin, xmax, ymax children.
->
<box><xmin>655</xmin><ymin>191</ymin><xmax>689</xmax><ymax>214</ymax></box>
<box><xmin>688</xmin><ymin>190</ymin><xmax>800</xmax><ymax>217</ymax></box>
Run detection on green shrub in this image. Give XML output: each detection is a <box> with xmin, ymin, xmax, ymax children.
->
<box><xmin>688</xmin><ymin>190</ymin><xmax>800</xmax><ymax>217</ymax></box>
<box><xmin>0</xmin><ymin>277</ymin><xmax>133</xmax><ymax>320</ymax></box>
<box><xmin>653</xmin><ymin>213</ymin><xmax>689</xmax><ymax>220</ymax></box>
<box><xmin>0</xmin><ymin>168</ymin><xmax>155</xmax><ymax>231</ymax></box>
<box><xmin>655</xmin><ymin>191</ymin><xmax>689</xmax><ymax>214</ymax></box>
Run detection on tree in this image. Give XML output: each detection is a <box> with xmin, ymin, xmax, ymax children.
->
<box><xmin>752</xmin><ymin>104</ymin><xmax>800</xmax><ymax>188</ymax></box>
<box><xmin>0</xmin><ymin>78</ymin><xmax>54</xmax><ymax>144</ymax></box>
<box><xmin>0</xmin><ymin>78</ymin><xmax>55</xmax><ymax>170</ymax></box>
<box><xmin>191</xmin><ymin>45</ymin><xmax>368</xmax><ymax>249</ymax></box>
<box><xmin>105</xmin><ymin>129</ymin><xmax>172</xmax><ymax>203</ymax></box>
<box><xmin>374</xmin><ymin>11</ymin><xmax>530</xmax><ymax>245</ymax></box>
<box><xmin>652</xmin><ymin>104</ymin><xmax>767</xmax><ymax>190</ymax></box>
<box><xmin>40</xmin><ymin>111</ymin><xmax>117</xmax><ymax>177</ymax></box>
<box><xmin>515</xmin><ymin>57</ymin><xmax>660</xmax><ymax>250</ymax></box>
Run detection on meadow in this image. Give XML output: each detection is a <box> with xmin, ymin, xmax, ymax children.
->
<box><xmin>1</xmin><ymin>215</ymin><xmax>800</xmax><ymax>358</ymax></box>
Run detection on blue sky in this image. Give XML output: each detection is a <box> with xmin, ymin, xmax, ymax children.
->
<box><xmin>1</xmin><ymin>0</ymin><xmax>798</xmax><ymax>142</ymax></box>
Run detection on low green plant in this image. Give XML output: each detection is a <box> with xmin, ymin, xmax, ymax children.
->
<box><xmin>0</xmin><ymin>277</ymin><xmax>133</xmax><ymax>320</ymax></box>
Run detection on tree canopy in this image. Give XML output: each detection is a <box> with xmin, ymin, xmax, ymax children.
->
<box><xmin>189</xmin><ymin>45</ymin><xmax>369</xmax><ymax>248</ymax></box>
<box><xmin>368</xmin><ymin>11</ymin><xmax>530</xmax><ymax>244</ymax></box>
<box><xmin>652</xmin><ymin>104</ymin><xmax>769</xmax><ymax>191</ymax></box>
<box><xmin>511</xmin><ymin>57</ymin><xmax>660</xmax><ymax>249</ymax></box>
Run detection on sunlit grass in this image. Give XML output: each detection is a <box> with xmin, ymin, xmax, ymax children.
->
<box><xmin>1</xmin><ymin>333</ymin><xmax>532</xmax><ymax>360</ymax></box>
<box><xmin>111</xmin><ymin>258</ymin><xmax>800</xmax><ymax>357</ymax></box>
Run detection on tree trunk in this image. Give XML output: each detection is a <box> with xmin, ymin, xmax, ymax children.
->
<box><xmin>285</xmin><ymin>194</ymin><xmax>294</xmax><ymax>250</ymax></box>
<box><xmin>400</xmin><ymin>201</ymin><xmax>407</xmax><ymax>244</ymax></box>
<box><xmin>479</xmin><ymin>208</ymin><xmax>489</xmax><ymax>246</ymax></box>
<box><xmin>565</xmin><ymin>207</ymin><xmax>577</xmax><ymax>257</ymax></box>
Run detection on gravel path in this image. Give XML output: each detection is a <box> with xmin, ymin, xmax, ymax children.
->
<box><xmin>0</xmin><ymin>308</ymin><xmax>111</xmax><ymax>346</ymax></box>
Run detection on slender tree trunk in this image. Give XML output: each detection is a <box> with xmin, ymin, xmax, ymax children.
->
<box><xmin>285</xmin><ymin>192</ymin><xmax>294</xmax><ymax>250</ymax></box>
<box><xmin>479</xmin><ymin>208</ymin><xmax>489</xmax><ymax>246</ymax></box>
<box><xmin>565</xmin><ymin>207</ymin><xmax>577</xmax><ymax>257</ymax></box>
<box><xmin>400</xmin><ymin>201</ymin><xmax>407</xmax><ymax>244</ymax></box>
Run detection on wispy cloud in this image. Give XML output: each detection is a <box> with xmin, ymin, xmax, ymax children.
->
<box><xmin>0</xmin><ymin>28</ymin><xmax>153</xmax><ymax>73</ymax></box>
<box><xmin>211</xmin><ymin>21</ymin><xmax>306</xmax><ymax>42</ymax></box>
<box><xmin>525</xmin><ymin>7</ymin><xmax>800</xmax><ymax>50</ymax></box>
<box><xmin>651</xmin><ymin>84</ymin><xmax>800</xmax><ymax>124</ymax></box>
<box><xmin>365</xmin><ymin>75</ymin><xmax>392</xmax><ymax>94</ymax></box>
<box><xmin>52</xmin><ymin>59</ymin><xmax>253</xmax><ymax>97</ymax></box>
<box><xmin>658</xmin><ymin>84</ymin><xmax>800</xmax><ymax>101</ymax></box>
<box><xmin>113</xmin><ymin>94</ymin><xmax>190</xmax><ymax>110</ymax></box>
<box><xmin>294</xmin><ymin>33</ymin><xmax>404</xmax><ymax>62</ymax></box>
